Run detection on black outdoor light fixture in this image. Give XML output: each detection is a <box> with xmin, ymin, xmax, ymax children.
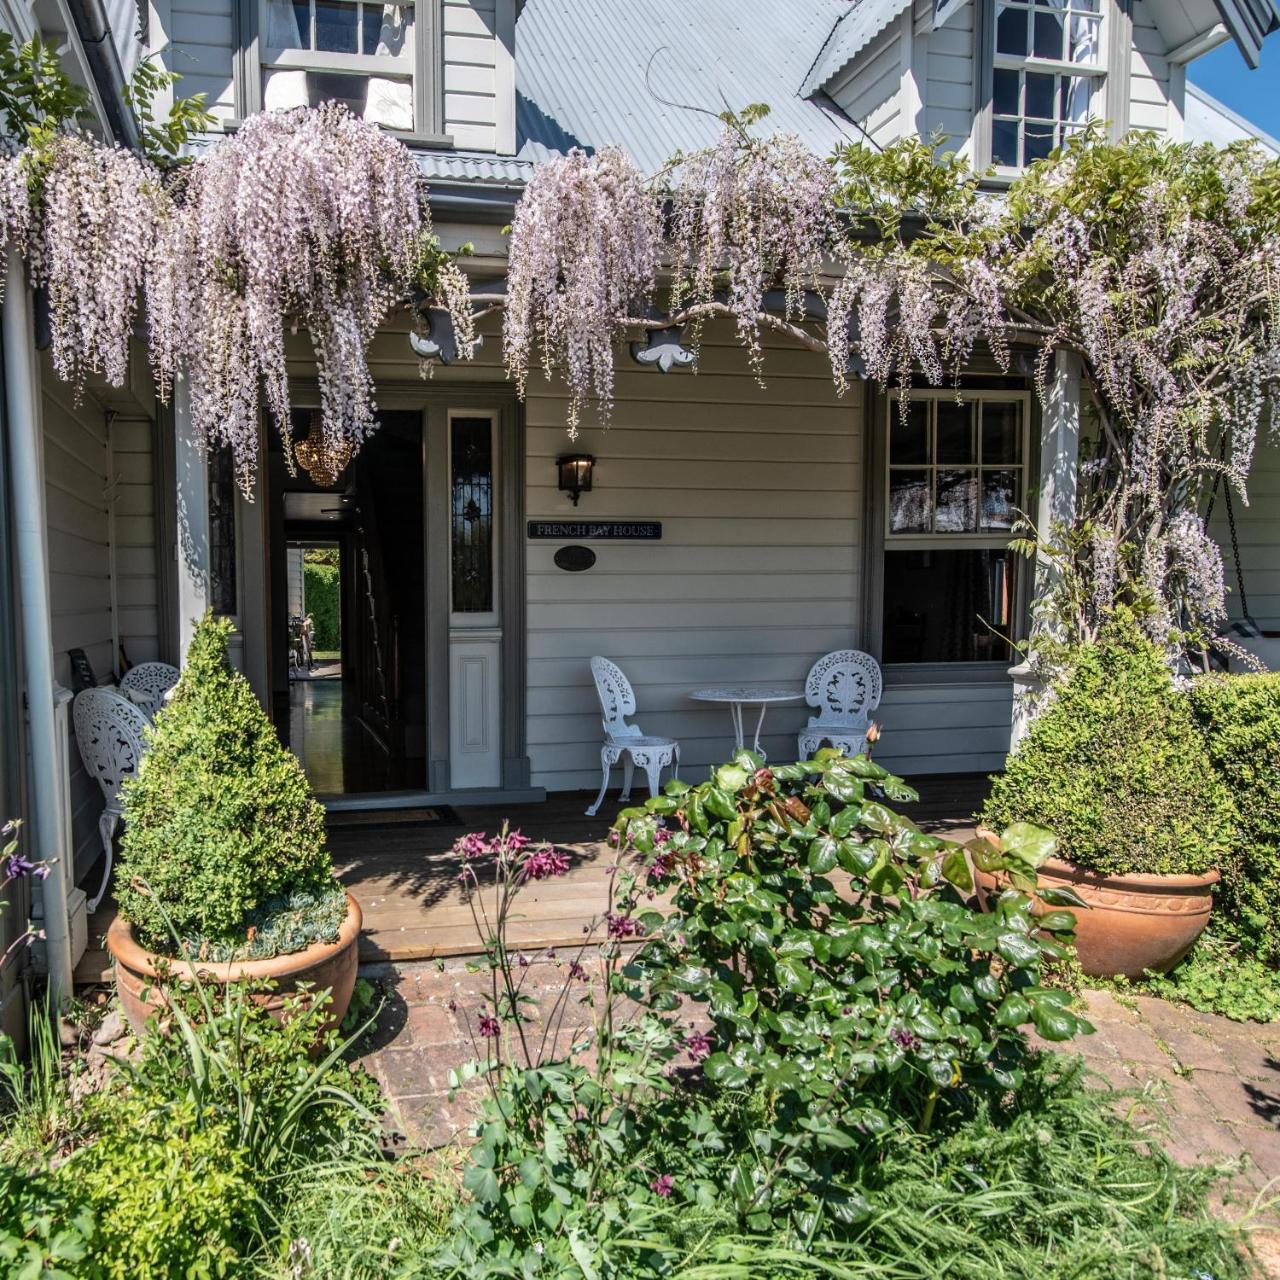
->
<box><xmin>557</xmin><ymin>454</ymin><xmax>594</xmax><ymax>506</ymax></box>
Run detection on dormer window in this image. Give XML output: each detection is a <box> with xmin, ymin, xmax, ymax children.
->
<box><xmin>991</xmin><ymin>0</ymin><xmax>1103</xmax><ymax>168</ymax></box>
<box><xmin>256</xmin><ymin>0</ymin><xmax>441</xmax><ymax>136</ymax></box>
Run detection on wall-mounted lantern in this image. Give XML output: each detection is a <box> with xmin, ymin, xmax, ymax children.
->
<box><xmin>557</xmin><ymin>454</ymin><xmax>594</xmax><ymax>506</ymax></box>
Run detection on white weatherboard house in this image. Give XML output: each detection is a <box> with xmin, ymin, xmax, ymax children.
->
<box><xmin>1</xmin><ymin>0</ymin><xmax>1278</xmax><ymax>1011</ymax></box>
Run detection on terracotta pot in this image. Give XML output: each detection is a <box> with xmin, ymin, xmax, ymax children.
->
<box><xmin>107</xmin><ymin>891</ymin><xmax>362</xmax><ymax>1035</ymax></box>
<box><xmin>973</xmin><ymin>851</ymin><xmax>1217</xmax><ymax>980</ymax></box>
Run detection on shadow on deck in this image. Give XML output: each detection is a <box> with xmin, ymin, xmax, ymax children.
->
<box><xmin>74</xmin><ymin>774</ymin><xmax>991</xmax><ymax>984</ymax></box>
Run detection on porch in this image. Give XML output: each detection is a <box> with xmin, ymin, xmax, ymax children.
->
<box><xmin>73</xmin><ymin>773</ymin><xmax>989</xmax><ymax>984</ymax></box>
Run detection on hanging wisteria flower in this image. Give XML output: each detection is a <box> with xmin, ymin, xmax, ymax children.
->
<box><xmin>503</xmin><ymin>144</ymin><xmax>661</xmax><ymax>434</ymax></box>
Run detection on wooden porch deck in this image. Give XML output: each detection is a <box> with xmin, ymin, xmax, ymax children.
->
<box><xmin>74</xmin><ymin>774</ymin><xmax>989</xmax><ymax>985</ymax></box>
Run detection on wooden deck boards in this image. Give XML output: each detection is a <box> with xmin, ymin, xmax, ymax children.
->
<box><xmin>73</xmin><ymin>775</ymin><xmax>989</xmax><ymax>985</ymax></box>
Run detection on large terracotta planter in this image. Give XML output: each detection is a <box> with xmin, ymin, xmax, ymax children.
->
<box><xmin>974</xmin><ymin>855</ymin><xmax>1218</xmax><ymax>981</ymax></box>
<box><xmin>107</xmin><ymin>891</ymin><xmax>362</xmax><ymax>1035</ymax></box>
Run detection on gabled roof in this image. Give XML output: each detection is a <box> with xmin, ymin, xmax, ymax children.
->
<box><xmin>1211</xmin><ymin>0</ymin><xmax>1280</xmax><ymax>67</ymax></box>
<box><xmin>1185</xmin><ymin>82</ymin><xmax>1280</xmax><ymax>154</ymax></box>
<box><xmin>513</xmin><ymin>0</ymin><xmax>862</xmax><ymax>175</ymax></box>
<box><xmin>801</xmin><ymin>0</ymin><xmax>914</xmax><ymax>96</ymax></box>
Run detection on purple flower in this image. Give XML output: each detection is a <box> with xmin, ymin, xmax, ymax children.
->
<box><xmin>653</xmin><ymin>826</ymin><xmax>671</xmax><ymax>846</ymax></box>
<box><xmin>502</xmin><ymin>829</ymin><xmax>532</xmax><ymax>854</ymax></box>
<box><xmin>455</xmin><ymin>832</ymin><xmax>490</xmax><ymax>860</ymax></box>
<box><xmin>649</xmin><ymin>1174</ymin><xmax>674</xmax><ymax>1198</ymax></box>
<box><xmin>517</xmin><ymin>952</ymin><xmax>530</xmax><ymax>969</ymax></box>
<box><xmin>606</xmin><ymin>913</ymin><xmax>643</xmax><ymax>940</ymax></box>
<box><xmin>4</xmin><ymin>853</ymin><xmax>38</xmax><ymax>880</ymax></box>
<box><xmin>647</xmin><ymin>853</ymin><xmax>673</xmax><ymax>881</ymax></box>
<box><xmin>569</xmin><ymin>960</ymin><xmax>587</xmax><ymax>981</ymax></box>
<box><xmin>684</xmin><ymin>1031</ymin><xmax>713</xmax><ymax>1062</ymax></box>
<box><xmin>891</xmin><ymin>1028</ymin><xmax>921</xmax><ymax>1052</ymax></box>
<box><xmin>478</xmin><ymin>1014</ymin><xmax>500</xmax><ymax>1039</ymax></box>
<box><xmin>446</xmin><ymin>999</ymin><xmax>458</xmax><ymax>1013</ymax></box>
<box><xmin>607</xmin><ymin>830</ymin><xmax>621</xmax><ymax>848</ymax></box>
<box><xmin>524</xmin><ymin>847</ymin><xmax>571</xmax><ymax>880</ymax></box>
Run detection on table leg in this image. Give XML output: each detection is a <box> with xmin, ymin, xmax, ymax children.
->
<box><xmin>729</xmin><ymin>701</ymin><xmax>746</xmax><ymax>750</ymax></box>
<box><xmin>750</xmin><ymin>703</ymin><xmax>768</xmax><ymax>757</ymax></box>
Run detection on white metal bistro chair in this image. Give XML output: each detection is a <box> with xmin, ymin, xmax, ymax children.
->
<box><xmin>72</xmin><ymin>687</ymin><xmax>150</xmax><ymax>912</ymax></box>
<box><xmin>585</xmin><ymin>657</ymin><xmax>680</xmax><ymax>817</ymax></box>
<box><xmin>119</xmin><ymin>661</ymin><xmax>180</xmax><ymax>721</ymax></box>
<box><xmin>797</xmin><ymin>649</ymin><xmax>883</xmax><ymax>761</ymax></box>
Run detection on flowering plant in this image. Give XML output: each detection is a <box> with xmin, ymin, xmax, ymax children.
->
<box><xmin>0</xmin><ymin>819</ymin><xmax>51</xmax><ymax>975</ymax></box>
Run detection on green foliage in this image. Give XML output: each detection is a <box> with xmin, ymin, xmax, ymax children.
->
<box><xmin>0</xmin><ymin>1161</ymin><xmax>95</xmax><ymax>1280</ymax></box>
<box><xmin>58</xmin><ymin>1096</ymin><xmax>256</xmax><ymax>1280</ymax></box>
<box><xmin>0</xmin><ymin>1000</ymin><xmax>78</xmax><ymax>1167</ymax></box>
<box><xmin>983</xmin><ymin>612</ymin><xmax>1235</xmax><ymax>876</ymax></box>
<box><xmin>173</xmin><ymin>881</ymin><xmax>348</xmax><ymax>963</ymax></box>
<box><xmin>1189</xmin><ymin>671</ymin><xmax>1280</xmax><ymax>960</ymax></box>
<box><xmin>117</xmin><ymin>613</ymin><xmax>335</xmax><ymax>950</ymax></box>
<box><xmin>123</xmin><ymin>57</ymin><xmax>215</xmax><ymax>165</ymax></box>
<box><xmin>0</xmin><ymin>34</ymin><xmax>88</xmax><ymax>154</ymax></box>
<box><xmin>1148</xmin><ymin>930</ymin><xmax>1280</xmax><ymax>1023</ymax></box>
<box><xmin>303</xmin><ymin>561</ymin><xmax>341</xmax><ymax>652</ymax></box>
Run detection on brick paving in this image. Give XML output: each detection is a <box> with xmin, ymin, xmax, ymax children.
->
<box><xmin>355</xmin><ymin>962</ymin><xmax>1280</xmax><ymax>1265</ymax></box>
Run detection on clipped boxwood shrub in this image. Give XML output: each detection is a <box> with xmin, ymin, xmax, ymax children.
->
<box><xmin>1190</xmin><ymin>671</ymin><xmax>1280</xmax><ymax>960</ymax></box>
<box><xmin>117</xmin><ymin>613</ymin><xmax>337</xmax><ymax>950</ymax></box>
<box><xmin>983</xmin><ymin>612</ymin><xmax>1235</xmax><ymax>877</ymax></box>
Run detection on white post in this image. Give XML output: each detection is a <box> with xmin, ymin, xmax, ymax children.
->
<box><xmin>2</xmin><ymin>247</ymin><xmax>73</xmax><ymax>998</ymax></box>
<box><xmin>1010</xmin><ymin>350</ymin><xmax>1081</xmax><ymax>748</ymax></box>
<box><xmin>173</xmin><ymin>378</ymin><xmax>210</xmax><ymax>660</ymax></box>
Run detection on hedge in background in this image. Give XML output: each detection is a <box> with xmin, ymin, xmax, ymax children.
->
<box><xmin>983</xmin><ymin>611</ymin><xmax>1236</xmax><ymax>877</ymax></box>
<box><xmin>1190</xmin><ymin>671</ymin><xmax>1280</xmax><ymax>961</ymax></box>
<box><xmin>304</xmin><ymin>560</ymin><xmax>340</xmax><ymax>652</ymax></box>
<box><xmin>117</xmin><ymin>613</ymin><xmax>336</xmax><ymax>949</ymax></box>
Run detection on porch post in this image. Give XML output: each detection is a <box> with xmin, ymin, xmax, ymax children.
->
<box><xmin>1</xmin><ymin>246</ymin><xmax>73</xmax><ymax>998</ymax></box>
<box><xmin>1010</xmin><ymin>350</ymin><xmax>1081</xmax><ymax>747</ymax></box>
<box><xmin>173</xmin><ymin>377</ymin><xmax>211</xmax><ymax>659</ymax></box>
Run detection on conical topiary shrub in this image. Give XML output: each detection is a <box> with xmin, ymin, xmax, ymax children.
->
<box><xmin>117</xmin><ymin>613</ymin><xmax>339</xmax><ymax>952</ymax></box>
<box><xmin>982</xmin><ymin>610</ymin><xmax>1235</xmax><ymax>878</ymax></box>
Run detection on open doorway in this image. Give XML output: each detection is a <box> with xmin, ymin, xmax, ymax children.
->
<box><xmin>271</xmin><ymin>410</ymin><xmax>427</xmax><ymax>797</ymax></box>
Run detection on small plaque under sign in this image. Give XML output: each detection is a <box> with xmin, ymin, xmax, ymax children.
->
<box><xmin>528</xmin><ymin>520</ymin><xmax>662</xmax><ymax>541</ymax></box>
<box><xmin>554</xmin><ymin>545</ymin><xmax>596</xmax><ymax>572</ymax></box>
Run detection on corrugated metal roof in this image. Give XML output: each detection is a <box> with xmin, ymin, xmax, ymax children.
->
<box><xmin>514</xmin><ymin>0</ymin><xmax>863</xmax><ymax>176</ymax></box>
<box><xmin>801</xmin><ymin>0</ymin><xmax>914</xmax><ymax>96</ymax></box>
<box><xmin>415</xmin><ymin>150</ymin><xmax>534</xmax><ymax>186</ymax></box>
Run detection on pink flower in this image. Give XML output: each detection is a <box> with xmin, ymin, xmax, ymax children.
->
<box><xmin>606</xmin><ymin>913</ymin><xmax>643</xmax><ymax>940</ymax></box>
<box><xmin>891</xmin><ymin>1028</ymin><xmax>921</xmax><ymax>1052</ymax></box>
<box><xmin>649</xmin><ymin>1174</ymin><xmax>674</xmax><ymax>1198</ymax></box>
<box><xmin>569</xmin><ymin>960</ymin><xmax>587</xmax><ymax>981</ymax></box>
<box><xmin>524</xmin><ymin>846</ymin><xmax>571</xmax><ymax>880</ymax></box>
<box><xmin>456</xmin><ymin>832</ymin><xmax>490</xmax><ymax>860</ymax></box>
<box><xmin>502</xmin><ymin>829</ymin><xmax>532</xmax><ymax>854</ymax></box>
<box><xmin>653</xmin><ymin>826</ymin><xmax>671</xmax><ymax>846</ymax></box>
<box><xmin>647</xmin><ymin>853</ymin><xmax>673</xmax><ymax>881</ymax></box>
<box><xmin>684</xmin><ymin>1031</ymin><xmax>713</xmax><ymax>1062</ymax></box>
<box><xmin>478</xmin><ymin>1014</ymin><xmax>500</xmax><ymax>1039</ymax></box>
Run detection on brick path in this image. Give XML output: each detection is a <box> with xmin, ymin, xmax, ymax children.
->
<box><xmin>355</xmin><ymin>961</ymin><xmax>1280</xmax><ymax>1264</ymax></box>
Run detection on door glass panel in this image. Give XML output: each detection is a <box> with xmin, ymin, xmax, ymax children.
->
<box><xmin>934</xmin><ymin>470</ymin><xmax>977</xmax><ymax>532</ymax></box>
<box><xmin>451</xmin><ymin>417</ymin><xmax>495</xmax><ymax>614</ymax></box>
<box><xmin>889</xmin><ymin>470</ymin><xmax>931</xmax><ymax>533</ymax></box>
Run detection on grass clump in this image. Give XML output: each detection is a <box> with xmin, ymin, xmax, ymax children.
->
<box><xmin>983</xmin><ymin>610</ymin><xmax>1235</xmax><ymax>877</ymax></box>
<box><xmin>117</xmin><ymin>613</ymin><xmax>338</xmax><ymax>954</ymax></box>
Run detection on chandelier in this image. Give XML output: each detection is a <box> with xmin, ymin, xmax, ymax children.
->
<box><xmin>293</xmin><ymin>412</ymin><xmax>354</xmax><ymax>488</ymax></box>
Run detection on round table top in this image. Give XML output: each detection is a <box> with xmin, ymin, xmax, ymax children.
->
<box><xmin>689</xmin><ymin>685</ymin><xmax>804</xmax><ymax>704</ymax></box>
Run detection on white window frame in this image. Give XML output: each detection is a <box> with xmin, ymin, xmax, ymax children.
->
<box><xmin>988</xmin><ymin>0</ymin><xmax>1106</xmax><ymax>174</ymax></box>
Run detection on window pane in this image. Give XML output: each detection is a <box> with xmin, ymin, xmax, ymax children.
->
<box><xmin>890</xmin><ymin>400</ymin><xmax>930</xmax><ymax>464</ymax></box>
<box><xmin>996</xmin><ymin>5</ymin><xmax>1028</xmax><ymax>55</ymax></box>
<box><xmin>992</xmin><ymin>117</ymin><xmax>1020</xmax><ymax>166</ymax></box>
<box><xmin>291</xmin><ymin>0</ymin><xmax>310</xmax><ymax>46</ymax></box>
<box><xmin>882</xmin><ymin>549</ymin><xmax>1020</xmax><ymax>662</ymax></box>
<box><xmin>451</xmin><ymin>418</ymin><xmax>494</xmax><ymax>613</ymax></box>
<box><xmin>1024</xmin><ymin>122</ymin><xmax>1055</xmax><ymax>162</ymax></box>
<box><xmin>1032</xmin><ymin>8</ymin><xmax>1064</xmax><ymax>57</ymax></box>
<box><xmin>981</xmin><ymin>470</ymin><xmax>1020</xmax><ymax>529</ymax></box>
<box><xmin>993</xmin><ymin>68</ymin><xmax>1020</xmax><ymax>116</ymax></box>
<box><xmin>981</xmin><ymin>400</ymin><xmax>1022</xmax><ymax>463</ymax></box>
<box><xmin>304</xmin><ymin>69</ymin><xmax>369</xmax><ymax>112</ymax></box>
<box><xmin>889</xmin><ymin>470</ymin><xmax>931</xmax><ymax>533</ymax></box>
<box><xmin>363</xmin><ymin>3</ymin><xmax>411</xmax><ymax>55</ymax></box>
<box><xmin>935</xmin><ymin>470</ymin><xmax>977</xmax><ymax>531</ymax></box>
<box><xmin>315</xmin><ymin>0</ymin><xmax>359</xmax><ymax>52</ymax></box>
<box><xmin>1025</xmin><ymin>71</ymin><xmax>1054</xmax><ymax>119</ymax></box>
<box><xmin>935</xmin><ymin>400</ymin><xmax>975</xmax><ymax>464</ymax></box>
<box><xmin>1070</xmin><ymin>15</ymin><xmax>1100</xmax><ymax>61</ymax></box>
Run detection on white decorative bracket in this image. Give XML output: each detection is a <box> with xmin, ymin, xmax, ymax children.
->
<box><xmin>629</xmin><ymin>326</ymin><xmax>695</xmax><ymax>373</ymax></box>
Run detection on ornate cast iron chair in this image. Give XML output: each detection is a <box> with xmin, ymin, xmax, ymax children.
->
<box><xmin>119</xmin><ymin>661</ymin><xmax>180</xmax><ymax>721</ymax></box>
<box><xmin>797</xmin><ymin>649</ymin><xmax>883</xmax><ymax>761</ymax></box>
<box><xmin>585</xmin><ymin>657</ymin><xmax>680</xmax><ymax>817</ymax></box>
<box><xmin>72</xmin><ymin>687</ymin><xmax>150</xmax><ymax>912</ymax></box>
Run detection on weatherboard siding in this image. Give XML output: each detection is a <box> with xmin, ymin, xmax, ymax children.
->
<box><xmin>826</xmin><ymin>19</ymin><xmax>907</xmax><ymax>149</ymax></box>
<box><xmin>167</xmin><ymin>0</ymin><xmax>237</xmax><ymax>123</ymax></box>
<box><xmin>915</xmin><ymin>0</ymin><xmax>977</xmax><ymax>153</ymax></box>
<box><xmin>1129</xmin><ymin>0</ymin><xmax>1176</xmax><ymax>135</ymax></box>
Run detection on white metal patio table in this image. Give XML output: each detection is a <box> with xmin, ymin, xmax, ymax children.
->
<box><xmin>688</xmin><ymin>685</ymin><xmax>804</xmax><ymax>759</ymax></box>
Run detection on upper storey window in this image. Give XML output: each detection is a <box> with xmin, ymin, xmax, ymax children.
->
<box><xmin>991</xmin><ymin>0</ymin><xmax>1103</xmax><ymax>168</ymax></box>
<box><xmin>261</xmin><ymin>0</ymin><xmax>418</xmax><ymax>131</ymax></box>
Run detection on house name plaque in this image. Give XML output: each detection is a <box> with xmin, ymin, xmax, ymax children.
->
<box><xmin>528</xmin><ymin>520</ymin><xmax>662</xmax><ymax>541</ymax></box>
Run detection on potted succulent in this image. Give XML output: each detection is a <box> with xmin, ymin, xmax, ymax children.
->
<box><xmin>106</xmin><ymin>614</ymin><xmax>361</xmax><ymax>1031</ymax></box>
<box><xmin>977</xmin><ymin>610</ymin><xmax>1235</xmax><ymax>980</ymax></box>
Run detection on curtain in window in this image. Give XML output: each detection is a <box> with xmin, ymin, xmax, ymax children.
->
<box><xmin>265</xmin><ymin>0</ymin><xmax>305</xmax><ymax>49</ymax></box>
<box><xmin>371</xmin><ymin>4</ymin><xmax>408</xmax><ymax>56</ymax></box>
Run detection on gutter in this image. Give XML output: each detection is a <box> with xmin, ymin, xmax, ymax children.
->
<box><xmin>64</xmin><ymin>0</ymin><xmax>140</xmax><ymax>150</ymax></box>
<box><xmin>1</xmin><ymin>247</ymin><xmax>74</xmax><ymax>1000</ymax></box>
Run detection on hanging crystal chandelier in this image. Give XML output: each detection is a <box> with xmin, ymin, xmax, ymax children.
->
<box><xmin>293</xmin><ymin>412</ymin><xmax>354</xmax><ymax>488</ymax></box>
